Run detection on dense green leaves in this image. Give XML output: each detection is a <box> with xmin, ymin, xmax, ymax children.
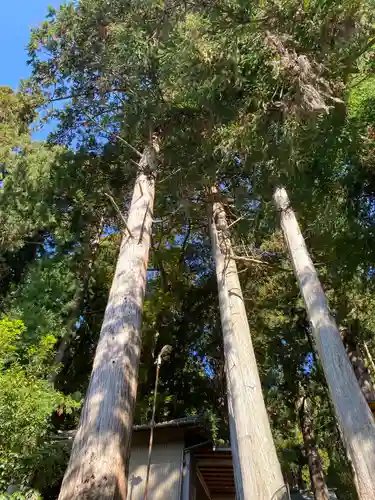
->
<box><xmin>2</xmin><ymin>0</ymin><xmax>375</xmax><ymax>498</ymax></box>
<box><xmin>0</xmin><ymin>319</ymin><xmax>79</xmax><ymax>492</ymax></box>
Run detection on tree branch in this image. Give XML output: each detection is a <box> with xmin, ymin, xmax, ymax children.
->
<box><xmin>81</xmin><ymin>110</ymin><xmax>142</xmax><ymax>159</ymax></box>
<box><xmin>179</xmin><ymin>219</ymin><xmax>191</xmax><ymax>265</ymax></box>
<box><xmin>104</xmin><ymin>193</ymin><xmax>133</xmax><ymax>238</ymax></box>
<box><xmin>231</xmin><ymin>254</ymin><xmax>291</xmax><ymax>272</ymax></box>
<box><xmin>227</xmin><ymin>215</ymin><xmax>246</xmax><ymax>229</ymax></box>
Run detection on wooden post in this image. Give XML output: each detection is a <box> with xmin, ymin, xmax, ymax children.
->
<box><xmin>144</xmin><ymin>345</ymin><xmax>171</xmax><ymax>499</ymax></box>
<box><xmin>208</xmin><ymin>190</ymin><xmax>287</xmax><ymax>500</ymax></box>
<box><xmin>182</xmin><ymin>452</ymin><xmax>196</xmax><ymax>500</ymax></box>
<box><xmin>58</xmin><ymin>145</ymin><xmax>158</xmax><ymax>500</ymax></box>
<box><xmin>274</xmin><ymin>186</ymin><xmax>375</xmax><ymax>500</ymax></box>
<box><xmin>144</xmin><ymin>361</ymin><xmax>160</xmax><ymax>500</ymax></box>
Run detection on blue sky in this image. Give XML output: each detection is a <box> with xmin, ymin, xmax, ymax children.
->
<box><xmin>0</xmin><ymin>1</ymin><xmax>64</xmax><ymax>89</ymax></box>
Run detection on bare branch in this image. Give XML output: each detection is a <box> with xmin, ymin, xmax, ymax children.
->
<box><xmin>139</xmin><ymin>200</ymin><xmax>151</xmax><ymax>245</ymax></box>
<box><xmin>231</xmin><ymin>254</ymin><xmax>291</xmax><ymax>272</ymax></box>
<box><xmin>227</xmin><ymin>215</ymin><xmax>246</xmax><ymax>229</ymax></box>
<box><xmin>48</xmin><ymin>86</ymin><xmax>131</xmax><ymax>103</ymax></box>
<box><xmin>160</xmin><ymin>167</ymin><xmax>182</xmax><ymax>183</ymax></box>
<box><xmin>81</xmin><ymin>110</ymin><xmax>142</xmax><ymax>158</ymax></box>
<box><xmin>104</xmin><ymin>193</ymin><xmax>133</xmax><ymax>238</ymax></box>
<box><xmin>179</xmin><ymin>219</ymin><xmax>191</xmax><ymax>265</ymax></box>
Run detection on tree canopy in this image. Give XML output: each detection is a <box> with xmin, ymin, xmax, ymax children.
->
<box><xmin>2</xmin><ymin>0</ymin><xmax>375</xmax><ymax>498</ymax></box>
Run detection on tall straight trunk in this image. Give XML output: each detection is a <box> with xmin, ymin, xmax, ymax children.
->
<box><xmin>53</xmin><ymin>217</ymin><xmax>104</xmax><ymax>375</ymax></box>
<box><xmin>341</xmin><ymin>328</ymin><xmax>375</xmax><ymax>403</ymax></box>
<box><xmin>274</xmin><ymin>186</ymin><xmax>375</xmax><ymax>500</ymax></box>
<box><xmin>58</xmin><ymin>145</ymin><xmax>158</xmax><ymax>500</ymax></box>
<box><xmin>208</xmin><ymin>189</ymin><xmax>286</xmax><ymax>500</ymax></box>
<box><xmin>298</xmin><ymin>396</ymin><xmax>329</xmax><ymax>500</ymax></box>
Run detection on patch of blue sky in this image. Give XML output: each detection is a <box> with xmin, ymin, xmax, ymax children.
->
<box><xmin>0</xmin><ymin>1</ymin><xmax>65</xmax><ymax>89</ymax></box>
<box><xmin>190</xmin><ymin>349</ymin><xmax>215</xmax><ymax>379</ymax></box>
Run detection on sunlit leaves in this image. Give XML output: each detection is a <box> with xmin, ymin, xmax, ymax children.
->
<box><xmin>0</xmin><ymin>319</ymin><xmax>79</xmax><ymax>490</ymax></box>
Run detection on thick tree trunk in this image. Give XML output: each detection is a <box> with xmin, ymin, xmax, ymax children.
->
<box><xmin>274</xmin><ymin>186</ymin><xmax>375</xmax><ymax>500</ymax></box>
<box><xmin>341</xmin><ymin>328</ymin><xmax>375</xmax><ymax>403</ymax></box>
<box><xmin>208</xmin><ymin>190</ymin><xmax>286</xmax><ymax>500</ymax></box>
<box><xmin>53</xmin><ymin>217</ymin><xmax>104</xmax><ymax>374</ymax></box>
<box><xmin>298</xmin><ymin>396</ymin><xmax>329</xmax><ymax>500</ymax></box>
<box><xmin>58</xmin><ymin>145</ymin><xmax>158</xmax><ymax>500</ymax></box>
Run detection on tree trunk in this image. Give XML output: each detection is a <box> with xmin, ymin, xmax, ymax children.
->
<box><xmin>53</xmin><ymin>217</ymin><xmax>104</xmax><ymax>375</ymax></box>
<box><xmin>58</xmin><ymin>144</ymin><xmax>158</xmax><ymax>500</ymax></box>
<box><xmin>341</xmin><ymin>327</ymin><xmax>375</xmax><ymax>403</ymax></box>
<box><xmin>364</xmin><ymin>342</ymin><xmax>375</xmax><ymax>379</ymax></box>
<box><xmin>298</xmin><ymin>396</ymin><xmax>329</xmax><ymax>500</ymax></box>
<box><xmin>274</xmin><ymin>186</ymin><xmax>375</xmax><ymax>500</ymax></box>
<box><xmin>208</xmin><ymin>189</ymin><xmax>286</xmax><ymax>500</ymax></box>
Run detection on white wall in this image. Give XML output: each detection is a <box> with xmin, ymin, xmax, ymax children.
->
<box><xmin>127</xmin><ymin>429</ymin><xmax>184</xmax><ymax>500</ymax></box>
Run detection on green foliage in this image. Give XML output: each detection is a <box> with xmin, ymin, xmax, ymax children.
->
<box><xmin>0</xmin><ymin>489</ymin><xmax>42</xmax><ymax>500</ymax></box>
<box><xmin>2</xmin><ymin>0</ymin><xmax>375</xmax><ymax>497</ymax></box>
<box><xmin>0</xmin><ymin>87</ymin><xmax>38</xmax><ymax>159</ymax></box>
<box><xmin>7</xmin><ymin>255</ymin><xmax>79</xmax><ymax>345</ymax></box>
<box><xmin>0</xmin><ymin>318</ymin><xmax>79</xmax><ymax>492</ymax></box>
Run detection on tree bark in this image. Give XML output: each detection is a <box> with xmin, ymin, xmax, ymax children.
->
<box><xmin>58</xmin><ymin>144</ymin><xmax>158</xmax><ymax>500</ymax></box>
<box><xmin>341</xmin><ymin>327</ymin><xmax>375</xmax><ymax>403</ymax></box>
<box><xmin>274</xmin><ymin>186</ymin><xmax>375</xmax><ymax>500</ymax></box>
<box><xmin>208</xmin><ymin>188</ymin><xmax>287</xmax><ymax>500</ymax></box>
<box><xmin>298</xmin><ymin>396</ymin><xmax>329</xmax><ymax>500</ymax></box>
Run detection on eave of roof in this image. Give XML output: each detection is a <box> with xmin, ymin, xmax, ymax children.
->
<box><xmin>133</xmin><ymin>416</ymin><xmax>202</xmax><ymax>432</ymax></box>
<box><xmin>53</xmin><ymin>416</ymin><xmax>204</xmax><ymax>441</ymax></box>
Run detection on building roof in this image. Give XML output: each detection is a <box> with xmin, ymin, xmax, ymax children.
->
<box><xmin>53</xmin><ymin>416</ymin><xmax>204</xmax><ymax>441</ymax></box>
<box><xmin>133</xmin><ymin>416</ymin><xmax>202</xmax><ymax>432</ymax></box>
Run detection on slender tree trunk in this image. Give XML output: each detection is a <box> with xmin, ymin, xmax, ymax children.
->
<box><xmin>364</xmin><ymin>342</ymin><xmax>375</xmax><ymax>379</ymax></box>
<box><xmin>341</xmin><ymin>328</ymin><xmax>375</xmax><ymax>403</ymax></box>
<box><xmin>53</xmin><ymin>217</ymin><xmax>104</xmax><ymax>375</ymax></box>
<box><xmin>58</xmin><ymin>144</ymin><xmax>158</xmax><ymax>500</ymax></box>
<box><xmin>298</xmin><ymin>396</ymin><xmax>329</xmax><ymax>500</ymax></box>
<box><xmin>274</xmin><ymin>186</ymin><xmax>375</xmax><ymax>500</ymax></box>
<box><xmin>208</xmin><ymin>188</ymin><xmax>286</xmax><ymax>500</ymax></box>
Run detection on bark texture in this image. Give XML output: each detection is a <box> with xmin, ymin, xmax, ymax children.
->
<box><xmin>341</xmin><ymin>328</ymin><xmax>375</xmax><ymax>403</ymax></box>
<box><xmin>298</xmin><ymin>397</ymin><xmax>329</xmax><ymax>500</ymax></box>
<box><xmin>58</xmin><ymin>145</ymin><xmax>158</xmax><ymax>500</ymax></box>
<box><xmin>274</xmin><ymin>186</ymin><xmax>375</xmax><ymax>500</ymax></box>
<box><xmin>208</xmin><ymin>189</ymin><xmax>287</xmax><ymax>500</ymax></box>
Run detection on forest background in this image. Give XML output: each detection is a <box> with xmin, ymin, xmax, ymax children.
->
<box><xmin>2</xmin><ymin>1</ymin><xmax>375</xmax><ymax>499</ymax></box>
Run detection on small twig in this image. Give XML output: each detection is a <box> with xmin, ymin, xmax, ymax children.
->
<box><xmin>353</xmin><ymin>36</ymin><xmax>375</xmax><ymax>61</ymax></box>
<box><xmin>349</xmin><ymin>75</ymin><xmax>369</xmax><ymax>90</ymax></box>
<box><xmin>160</xmin><ymin>167</ymin><xmax>182</xmax><ymax>183</ymax></box>
<box><xmin>227</xmin><ymin>215</ymin><xmax>246</xmax><ymax>229</ymax></box>
<box><xmin>48</xmin><ymin>92</ymin><xmax>87</xmax><ymax>103</ymax></box>
<box><xmin>231</xmin><ymin>255</ymin><xmax>291</xmax><ymax>273</ymax></box>
<box><xmin>240</xmin><ymin>238</ymin><xmax>249</xmax><ymax>257</ymax></box>
<box><xmin>179</xmin><ymin>219</ymin><xmax>191</xmax><ymax>265</ymax></box>
<box><xmin>152</xmin><ymin>205</ymin><xmax>183</xmax><ymax>224</ymax></box>
<box><xmin>139</xmin><ymin>200</ymin><xmax>151</xmax><ymax>244</ymax></box>
<box><xmin>129</xmin><ymin>158</ymin><xmax>141</xmax><ymax>168</ymax></box>
<box><xmin>81</xmin><ymin>110</ymin><xmax>142</xmax><ymax>158</ymax></box>
<box><xmin>104</xmin><ymin>193</ymin><xmax>133</xmax><ymax>237</ymax></box>
<box><xmin>237</xmin><ymin>267</ymin><xmax>250</xmax><ymax>275</ymax></box>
